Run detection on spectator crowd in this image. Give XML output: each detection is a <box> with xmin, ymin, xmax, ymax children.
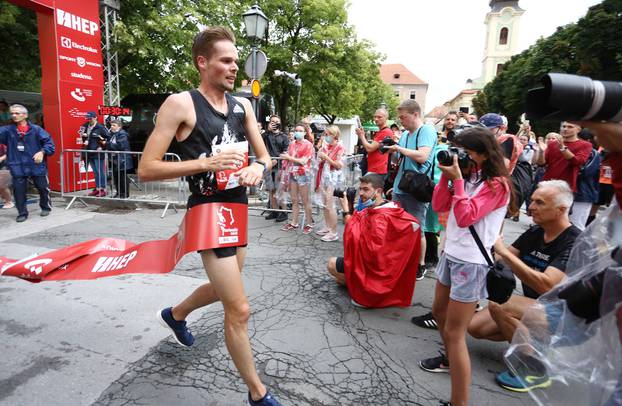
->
<box><xmin>253</xmin><ymin>101</ymin><xmax>617</xmax><ymax>406</ymax></box>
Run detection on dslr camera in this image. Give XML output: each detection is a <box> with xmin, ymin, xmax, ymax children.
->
<box><xmin>526</xmin><ymin>73</ymin><xmax>622</xmax><ymax>121</ymax></box>
<box><xmin>333</xmin><ymin>187</ymin><xmax>357</xmax><ymax>212</ymax></box>
<box><xmin>379</xmin><ymin>137</ymin><xmax>396</xmax><ymax>154</ymax></box>
<box><xmin>446</xmin><ymin>122</ymin><xmax>485</xmax><ymax>144</ymax></box>
<box><xmin>437</xmin><ymin>147</ymin><xmax>471</xmax><ymax>167</ymax></box>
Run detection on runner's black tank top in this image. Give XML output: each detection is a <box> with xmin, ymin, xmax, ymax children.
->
<box><xmin>178</xmin><ymin>90</ymin><xmax>248</xmax><ymax>203</ymax></box>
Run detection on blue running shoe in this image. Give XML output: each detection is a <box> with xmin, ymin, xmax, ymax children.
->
<box><xmin>248</xmin><ymin>390</ymin><xmax>283</xmax><ymax>406</ymax></box>
<box><xmin>495</xmin><ymin>369</ymin><xmax>551</xmax><ymax>392</ymax></box>
<box><xmin>157</xmin><ymin>307</ymin><xmax>194</xmax><ymax>347</ymax></box>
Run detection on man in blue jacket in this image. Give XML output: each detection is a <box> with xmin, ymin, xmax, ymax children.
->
<box><xmin>0</xmin><ymin>104</ymin><xmax>55</xmax><ymax>222</ymax></box>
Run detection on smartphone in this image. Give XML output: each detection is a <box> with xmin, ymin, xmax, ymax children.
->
<box><xmin>459</xmin><ymin>107</ymin><xmax>469</xmax><ymax>114</ymax></box>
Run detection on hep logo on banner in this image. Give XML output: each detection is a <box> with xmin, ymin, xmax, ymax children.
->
<box><xmin>77</xmin><ymin>57</ymin><xmax>86</xmax><ymax>68</ymax></box>
<box><xmin>91</xmin><ymin>251</ymin><xmax>138</xmax><ymax>273</ymax></box>
<box><xmin>56</xmin><ymin>9</ymin><xmax>98</xmax><ymax>36</ymax></box>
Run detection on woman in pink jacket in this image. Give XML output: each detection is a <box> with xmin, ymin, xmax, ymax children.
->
<box><xmin>419</xmin><ymin>127</ymin><xmax>514</xmax><ymax>406</ymax></box>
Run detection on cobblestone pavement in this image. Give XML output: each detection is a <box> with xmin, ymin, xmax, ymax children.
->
<box><xmin>0</xmin><ymin>197</ymin><xmax>537</xmax><ymax>405</ymax></box>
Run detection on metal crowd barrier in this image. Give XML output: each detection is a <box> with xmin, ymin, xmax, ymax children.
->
<box><xmin>247</xmin><ymin>154</ymin><xmax>364</xmax><ymax>224</ymax></box>
<box><xmin>60</xmin><ymin>149</ymin><xmax>187</xmax><ymax>218</ymax></box>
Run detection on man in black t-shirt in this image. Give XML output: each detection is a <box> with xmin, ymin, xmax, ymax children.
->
<box><xmin>262</xmin><ymin>115</ymin><xmax>289</xmax><ymax>222</ymax></box>
<box><xmin>466</xmin><ymin>180</ymin><xmax>581</xmax><ymax>392</ymax></box>
<box><xmin>469</xmin><ymin>180</ymin><xmax>580</xmax><ymax>343</ymax></box>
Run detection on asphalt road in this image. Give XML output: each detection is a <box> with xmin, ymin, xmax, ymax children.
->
<box><xmin>0</xmin><ymin>196</ymin><xmax>538</xmax><ymax>406</ymax></box>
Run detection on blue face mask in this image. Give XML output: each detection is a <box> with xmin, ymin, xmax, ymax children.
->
<box><xmin>356</xmin><ymin>196</ymin><xmax>375</xmax><ymax>212</ymax></box>
<box><xmin>294</xmin><ymin>131</ymin><xmax>304</xmax><ymax>140</ymax></box>
<box><xmin>324</xmin><ymin>135</ymin><xmax>333</xmax><ymax>144</ymax></box>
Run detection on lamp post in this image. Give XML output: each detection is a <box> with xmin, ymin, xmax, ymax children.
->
<box><xmin>242</xmin><ymin>3</ymin><xmax>268</xmax><ymax>118</ymax></box>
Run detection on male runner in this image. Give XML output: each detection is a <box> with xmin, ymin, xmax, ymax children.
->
<box><xmin>138</xmin><ymin>26</ymin><xmax>281</xmax><ymax>406</ymax></box>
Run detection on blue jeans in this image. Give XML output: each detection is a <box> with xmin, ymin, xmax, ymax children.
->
<box><xmin>89</xmin><ymin>154</ymin><xmax>106</xmax><ymax>189</ymax></box>
<box><xmin>393</xmin><ymin>193</ymin><xmax>428</xmax><ymax>225</ymax></box>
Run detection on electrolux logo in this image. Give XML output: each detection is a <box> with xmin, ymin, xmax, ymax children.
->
<box><xmin>56</xmin><ymin>9</ymin><xmax>98</xmax><ymax>36</ymax></box>
<box><xmin>59</xmin><ymin>36</ymin><xmax>99</xmax><ymax>54</ymax></box>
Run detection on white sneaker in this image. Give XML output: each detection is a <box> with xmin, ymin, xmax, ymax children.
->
<box><xmin>316</xmin><ymin>227</ymin><xmax>330</xmax><ymax>236</ymax></box>
<box><xmin>321</xmin><ymin>232</ymin><xmax>339</xmax><ymax>242</ymax></box>
<box><xmin>1</xmin><ymin>202</ymin><xmax>14</xmax><ymax>209</ymax></box>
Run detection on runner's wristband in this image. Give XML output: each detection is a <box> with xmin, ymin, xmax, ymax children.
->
<box><xmin>254</xmin><ymin>160</ymin><xmax>267</xmax><ymax>170</ymax></box>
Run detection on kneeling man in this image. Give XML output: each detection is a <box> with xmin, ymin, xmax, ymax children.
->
<box><xmin>468</xmin><ymin>180</ymin><xmax>581</xmax><ymax>392</ymax></box>
<box><xmin>327</xmin><ymin>173</ymin><xmax>421</xmax><ymax>308</ymax></box>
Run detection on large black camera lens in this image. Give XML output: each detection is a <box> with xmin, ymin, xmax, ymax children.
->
<box><xmin>526</xmin><ymin>73</ymin><xmax>622</xmax><ymax>121</ymax></box>
<box><xmin>437</xmin><ymin>150</ymin><xmax>453</xmax><ymax>166</ymax></box>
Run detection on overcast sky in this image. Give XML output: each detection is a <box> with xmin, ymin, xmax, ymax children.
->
<box><xmin>348</xmin><ymin>0</ymin><xmax>601</xmax><ymax>112</ymax></box>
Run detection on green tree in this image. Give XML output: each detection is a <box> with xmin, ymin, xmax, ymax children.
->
<box><xmin>472</xmin><ymin>0</ymin><xmax>621</xmax><ymax>135</ymax></box>
<box><xmin>0</xmin><ymin>3</ymin><xmax>40</xmax><ymax>92</ymax></box>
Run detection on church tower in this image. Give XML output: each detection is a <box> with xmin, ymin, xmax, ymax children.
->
<box><xmin>477</xmin><ymin>0</ymin><xmax>524</xmax><ymax>86</ymax></box>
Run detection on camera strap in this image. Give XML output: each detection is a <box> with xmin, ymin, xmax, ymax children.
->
<box><xmin>468</xmin><ymin>225</ymin><xmax>494</xmax><ymax>267</ymax></box>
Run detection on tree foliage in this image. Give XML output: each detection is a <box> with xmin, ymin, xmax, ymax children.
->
<box><xmin>472</xmin><ymin>0</ymin><xmax>622</xmax><ymax>134</ymax></box>
<box><xmin>0</xmin><ymin>0</ymin><xmax>396</xmax><ymax>126</ymax></box>
<box><xmin>0</xmin><ymin>3</ymin><xmax>40</xmax><ymax>92</ymax></box>
<box><xmin>115</xmin><ymin>0</ymin><xmax>391</xmax><ymax>127</ymax></box>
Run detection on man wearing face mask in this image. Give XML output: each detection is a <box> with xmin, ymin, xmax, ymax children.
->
<box><xmin>326</xmin><ymin>173</ymin><xmax>421</xmax><ymax>308</ymax></box>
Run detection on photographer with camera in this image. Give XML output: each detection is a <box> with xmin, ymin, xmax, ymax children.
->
<box><xmin>355</xmin><ymin>108</ymin><xmax>392</xmax><ymax>176</ymax></box>
<box><xmin>326</xmin><ymin>173</ymin><xmax>421</xmax><ymax>308</ymax></box>
<box><xmin>418</xmin><ymin>127</ymin><xmax>512</xmax><ymax>406</ymax></box>
<box><xmin>384</xmin><ymin>99</ymin><xmax>437</xmax><ymax>280</ymax></box>
<box><xmin>262</xmin><ymin>115</ymin><xmax>289</xmax><ymax>223</ymax></box>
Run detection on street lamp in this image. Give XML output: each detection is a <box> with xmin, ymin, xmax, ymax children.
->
<box><xmin>243</xmin><ymin>4</ymin><xmax>269</xmax><ymax>119</ymax></box>
<box><xmin>242</xmin><ymin>4</ymin><xmax>268</xmax><ymax>42</ymax></box>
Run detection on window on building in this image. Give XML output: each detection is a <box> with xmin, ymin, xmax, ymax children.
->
<box><xmin>409</xmin><ymin>90</ymin><xmax>416</xmax><ymax>100</ymax></box>
<box><xmin>499</xmin><ymin>27</ymin><xmax>509</xmax><ymax>45</ymax></box>
<box><xmin>496</xmin><ymin>63</ymin><xmax>504</xmax><ymax>75</ymax></box>
<box><xmin>394</xmin><ymin>91</ymin><xmax>400</xmax><ymax>98</ymax></box>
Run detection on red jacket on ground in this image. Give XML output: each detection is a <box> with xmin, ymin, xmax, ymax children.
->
<box><xmin>344</xmin><ymin>203</ymin><xmax>421</xmax><ymax>308</ymax></box>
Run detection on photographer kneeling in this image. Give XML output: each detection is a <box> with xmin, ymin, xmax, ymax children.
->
<box><xmin>327</xmin><ymin>172</ymin><xmax>421</xmax><ymax>308</ymax></box>
<box><xmin>467</xmin><ymin>180</ymin><xmax>581</xmax><ymax>392</ymax></box>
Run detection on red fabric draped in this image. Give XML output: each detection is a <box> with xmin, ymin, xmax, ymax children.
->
<box><xmin>344</xmin><ymin>205</ymin><xmax>421</xmax><ymax>308</ymax></box>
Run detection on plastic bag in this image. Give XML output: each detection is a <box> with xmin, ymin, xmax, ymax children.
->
<box><xmin>505</xmin><ymin>204</ymin><xmax>622</xmax><ymax>406</ymax></box>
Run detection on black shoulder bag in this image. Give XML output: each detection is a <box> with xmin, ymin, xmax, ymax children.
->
<box><xmin>397</xmin><ymin>128</ymin><xmax>435</xmax><ymax>202</ymax></box>
<box><xmin>468</xmin><ymin>226</ymin><xmax>516</xmax><ymax>304</ymax></box>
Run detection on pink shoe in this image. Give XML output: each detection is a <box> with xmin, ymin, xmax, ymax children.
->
<box><xmin>2</xmin><ymin>201</ymin><xmax>14</xmax><ymax>209</ymax></box>
<box><xmin>302</xmin><ymin>224</ymin><xmax>314</xmax><ymax>234</ymax></box>
<box><xmin>281</xmin><ymin>223</ymin><xmax>299</xmax><ymax>231</ymax></box>
<box><xmin>97</xmin><ymin>189</ymin><xmax>107</xmax><ymax>197</ymax></box>
<box><xmin>88</xmin><ymin>189</ymin><xmax>99</xmax><ymax>196</ymax></box>
<box><xmin>321</xmin><ymin>232</ymin><xmax>339</xmax><ymax>242</ymax></box>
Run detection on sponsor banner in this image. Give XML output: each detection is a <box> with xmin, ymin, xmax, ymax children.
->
<box><xmin>55</xmin><ymin>4</ymin><xmax>103</xmax><ymax>85</ymax></box>
<box><xmin>0</xmin><ymin>203</ymin><xmax>248</xmax><ymax>282</ymax></box>
<box><xmin>53</xmin><ymin>1</ymin><xmax>105</xmax><ymax>192</ymax></box>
